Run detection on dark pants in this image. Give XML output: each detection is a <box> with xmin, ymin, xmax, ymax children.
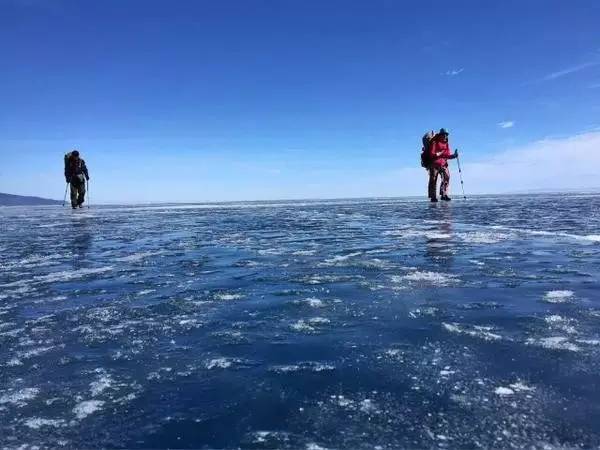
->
<box><xmin>70</xmin><ymin>180</ymin><xmax>86</xmax><ymax>207</ymax></box>
<box><xmin>428</xmin><ymin>165</ymin><xmax>450</xmax><ymax>199</ymax></box>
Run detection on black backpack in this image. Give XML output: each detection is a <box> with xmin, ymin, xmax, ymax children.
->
<box><xmin>64</xmin><ymin>152</ymin><xmax>74</xmax><ymax>176</ymax></box>
<box><xmin>420</xmin><ymin>131</ymin><xmax>434</xmax><ymax>168</ymax></box>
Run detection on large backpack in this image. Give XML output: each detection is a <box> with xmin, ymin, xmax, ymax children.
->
<box><xmin>64</xmin><ymin>152</ymin><xmax>84</xmax><ymax>182</ymax></box>
<box><xmin>64</xmin><ymin>152</ymin><xmax>73</xmax><ymax>175</ymax></box>
<box><xmin>420</xmin><ymin>131</ymin><xmax>435</xmax><ymax>168</ymax></box>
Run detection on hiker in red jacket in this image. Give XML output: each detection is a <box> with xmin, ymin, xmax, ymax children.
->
<box><xmin>428</xmin><ymin>128</ymin><xmax>458</xmax><ymax>202</ymax></box>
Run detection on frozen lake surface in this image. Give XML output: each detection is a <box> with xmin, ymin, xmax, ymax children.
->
<box><xmin>1</xmin><ymin>194</ymin><xmax>600</xmax><ymax>448</ymax></box>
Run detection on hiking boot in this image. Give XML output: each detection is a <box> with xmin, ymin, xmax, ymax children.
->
<box><xmin>430</xmin><ymin>197</ymin><xmax>438</xmax><ymax>203</ymax></box>
<box><xmin>441</xmin><ymin>195</ymin><xmax>451</xmax><ymax>201</ymax></box>
<box><xmin>78</xmin><ymin>204</ymin><xmax>84</xmax><ymax>208</ymax></box>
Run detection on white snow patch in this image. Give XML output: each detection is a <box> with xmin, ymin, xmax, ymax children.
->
<box><xmin>292</xmin><ymin>250</ymin><xmax>317</xmax><ymax>256</ymax></box>
<box><xmin>577</xmin><ymin>339</ymin><xmax>600</xmax><ymax>346</ymax></box>
<box><xmin>270</xmin><ymin>362</ymin><xmax>335</xmax><ymax>373</ymax></box>
<box><xmin>526</xmin><ymin>336</ymin><xmax>580</xmax><ymax>352</ymax></box>
<box><xmin>442</xmin><ymin>323</ymin><xmax>503</xmax><ymax>341</ymax></box>
<box><xmin>545</xmin><ymin>315</ymin><xmax>567</xmax><ymax>324</ymax></box>
<box><xmin>73</xmin><ymin>400</ymin><xmax>104</xmax><ymax>419</ymax></box>
<box><xmin>308</xmin><ymin>317</ymin><xmax>330</xmax><ymax>325</ymax></box>
<box><xmin>306</xmin><ymin>444</ymin><xmax>329</xmax><ymax>450</ymax></box>
<box><xmin>509</xmin><ymin>382</ymin><xmax>535</xmax><ymax>392</ymax></box>
<box><xmin>17</xmin><ymin>346</ymin><xmax>56</xmax><ymax>359</ymax></box>
<box><xmin>384</xmin><ymin>349</ymin><xmax>403</xmax><ymax>358</ymax></box>
<box><xmin>323</xmin><ymin>252</ymin><xmax>362</xmax><ymax>265</ymax></box>
<box><xmin>359</xmin><ymin>398</ymin><xmax>379</xmax><ymax>414</ymax></box>
<box><xmin>394</xmin><ymin>271</ymin><xmax>458</xmax><ymax>286</ymax></box>
<box><xmin>579</xmin><ymin>234</ymin><xmax>600</xmax><ymax>242</ymax></box>
<box><xmin>0</xmin><ymin>388</ymin><xmax>40</xmax><ymax>406</ymax></box>
<box><xmin>115</xmin><ymin>251</ymin><xmax>165</xmax><ymax>262</ymax></box>
<box><xmin>205</xmin><ymin>358</ymin><xmax>237</xmax><ymax>369</ymax></box>
<box><xmin>6</xmin><ymin>357</ymin><xmax>23</xmax><ymax>367</ymax></box>
<box><xmin>408</xmin><ymin>307</ymin><xmax>438</xmax><ymax>318</ymax></box>
<box><xmin>332</xmin><ymin>395</ymin><xmax>354</xmax><ymax>408</ymax></box>
<box><xmin>544</xmin><ymin>315</ymin><xmax>577</xmax><ymax>334</ymax></box>
<box><xmin>494</xmin><ymin>387</ymin><xmax>515</xmax><ymax>396</ymax></box>
<box><xmin>258</xmin><ymin>248</ymin><xmax>285</xmax><ymax>256</ymax></box>
<box><xmin>137</xmin><ymin>289</ymin><xmax>156</xmax><ymax>296</ymax></box>
<box><xmin>24</xmin><ymin>417</ymin><xmax>65</xmax><ymax>429</ymax></box>
<box><xmin>460</xmin><ymin>231</ymin><xmax>512</xmax><ymax>244</ymax></box>
<box><xmin>384</xmin><ymin>229</ymin><xmax>451</xmax><ymax>240</ymax></box>
<box><xmin>214</xmin><ymin>293</ymin><xmax>244</xmax><ymax>301</ymax></box>
<box><xmin>90</xmin><ymin>374</ymin><xmax>113</xmax><ymax>396</ymax></box>
<box><xmin>1</xmin><ymin>267</ymin><xmax>113</xmax><ymax>289</ymax></box>
<box><xmin>304</xmin><ymin>298</ymin><xmax>325</xmax><ymax>308</ymax></box>
<box><xmin>543</xmin><ymin>290</ymin><xmax>574</xmax><ymax>303</ymax></box>
<box><xmin>291</xmin><ymin>317</ymin><xmax>330</xmax><ymax>333</ymax></box>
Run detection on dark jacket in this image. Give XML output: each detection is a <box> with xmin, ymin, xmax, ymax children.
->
<box><xmin>65</xmin><ymin>156</ymin><xmax>89</xmax><ymax>184</ymax></box>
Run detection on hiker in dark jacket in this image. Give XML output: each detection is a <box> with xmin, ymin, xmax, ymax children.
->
<box><xmin>64</xmin><ymin>150</ymin><xmax>90</xmax><ymax>209</ymax></box>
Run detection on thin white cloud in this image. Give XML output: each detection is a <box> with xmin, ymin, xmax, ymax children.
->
<box><xmin>589</xmin><ymin>83</ymin><xmax>600</xmax><ymax>89</ymax></box>
<box><xmin>542</xmin><ymin>61</ymin><xmax>599</xmax><ymax>81</ymax></box>
<box><xmin>498</xmin><ymin>121</ymin><xmax>515</xmax><ymax>129</ymax></box>
<box><xmin>457</xmin><ymin>131</ymin><xmax>600</xmax><ymax>194</ymax></box>
<box><xmin>445</xmin><ymin>68</ymin><xmax>464</xmax><ymax>76</ymax></box>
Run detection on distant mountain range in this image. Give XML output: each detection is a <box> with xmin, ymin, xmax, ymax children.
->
<box><xmin>0</xmin><ymin>192</ymin><xmax>62</xmax><ymax>206</ymax></box>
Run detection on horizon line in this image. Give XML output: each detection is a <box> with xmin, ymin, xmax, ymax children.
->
<box><xmin>3</xmin><ymin>190</ymin><xmax>600</xmax><ymax>208</ymax></box>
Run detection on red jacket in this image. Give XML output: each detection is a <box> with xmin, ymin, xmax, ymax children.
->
<box><xmin>429</xmin><ymin>139</ymin><xmax>455</xmax><ymax>168</ymax></box>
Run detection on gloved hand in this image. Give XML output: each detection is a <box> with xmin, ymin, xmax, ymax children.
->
<box><xmin>66</xmin><ymin>177</ymin><xmax>71</xmax><ymax>183</ymax></box>
<box><xmin>454</xmin><ymin>150</ymin><xmax>459</xmax><ymax>157</ymax></box>
<box><xmin>86</xmin><ymin>177</ymin><xmax>90</xmax><ymax>181</ymax></box>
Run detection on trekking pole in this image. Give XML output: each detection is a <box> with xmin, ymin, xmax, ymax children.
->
<box><xmin>87</xmin><ymin>179</ymin><xmax>91</xmax><ymax>209</ymax></box>
<box><xmin>456</xmin><ymin>150</ymin><xmax>467</xmax><ymax>200</ymax></box>
<box><xmin>62</xmin><ymin>182</ymin><xmax>69</xmax><ymax>207</ymax></box>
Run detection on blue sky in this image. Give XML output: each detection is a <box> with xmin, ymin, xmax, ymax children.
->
<box><xmin>1</xmin><ymin>0</ymin><xmax>599</xmax><ymax>202</ymax></box>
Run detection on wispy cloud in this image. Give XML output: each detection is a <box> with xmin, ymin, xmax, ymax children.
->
<box><xmin>445</xmin><ymin>68</ymin><xmax>464</xmax><ymax>76</ymax></box>
<box><xmin>542</xmin><ymin>61</ymin><xmax>599</xmax><ymax>81</ymax></box>
<box><xmin>498</xmin><ymin>121</ymin><xmax>515</xmax><ymax>129</ymax></box>
<box><xmin>589</xmin><ymin>83</ymin><xmax>600</xmax><ymax>89</ymax></box>
<box><xmin>460</xmin><ymin>131</ymin><xmax>600</xmax><ymax>193</ymax></box>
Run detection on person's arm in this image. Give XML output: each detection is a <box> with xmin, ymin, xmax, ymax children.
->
<box><xmin>446</xmin><ymin>143</ymin><xmax>457</xmax><ymax>159</ymax></box>
<box><xmin>446</xmin><ymin>145</ymin><xmax>458</xmax><ymax>160</ymax></box>
<box><xmin>82</xmin><ymin>160</ymin><xmax>90</xmax><ymax>180</ymax></box>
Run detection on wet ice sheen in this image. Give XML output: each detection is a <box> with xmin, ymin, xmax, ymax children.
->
<box><xmin>1</xmin><ymin>194</ymin><xmax>599</xmax><ymax>448</ymax></box>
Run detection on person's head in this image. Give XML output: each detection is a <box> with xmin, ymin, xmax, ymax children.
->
<box><xmin>438</xmin><ymin>128</ymin><xmax>449</xmax><ymax>142</ymax></box>
<box><xmin>71</xmin><ymin>150</ymin><xmax>80</xmax><ymax>160</ymax></box>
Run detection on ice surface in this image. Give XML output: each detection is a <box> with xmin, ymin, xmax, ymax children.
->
<box><xmin>1</xmin><ymin>194</ymin><xmax>600</xmax><ymax>448</ymax></box>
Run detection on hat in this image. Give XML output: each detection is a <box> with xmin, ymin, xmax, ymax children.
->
<box><xmin>72</xmin><ymin>150</ymin><xmax>80</xmax><ymax>157</ymax></box>
<box><xmin>438</xmin><ymin>128</ymin><xmax>449</xmax><ymax>136</ymax></box>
